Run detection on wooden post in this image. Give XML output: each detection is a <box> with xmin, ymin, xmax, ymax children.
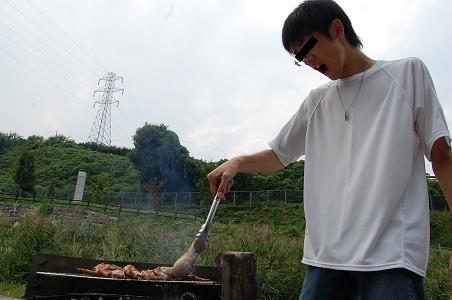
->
<box><xmin>135</xmin><ymin>192</ymin><xmax>139</xmax><ymax>216</ymax></box>
<box><xmin>249</xmin><ymin>191</ymin><xmax>252</xmax><ymax>208</ymax></box>
<box><xmin>284</xmin><ymin>189</ymin><xmax>287</xmax><ymax>204</ymax></box>
<box><xmin>119</xmin><ymin>192</ymin><xmax>123</xmax><ymax>216</ymax></box>
<box><xmin>216</xmin><ymin>251</ymin><xmax>260</xmax><ymax>300</ymax></box>
<box><xmin>189</xmin><ymin>192</ymin><xmax>192</xmax><ymax>208</ymax></box>
<box><xmin>174</xmin><ymin>193</ymin><xmax>178</xmax><ymax>219</ymax></box>
<box><xmin>233</xmin><ymin>191</ymin><xmax>236</xmax><ymax>207</ymax></box>
<box><xmin>104</xmin><ymin>193</ymin><xmax>108</xmax><ymax>213</ymax></box>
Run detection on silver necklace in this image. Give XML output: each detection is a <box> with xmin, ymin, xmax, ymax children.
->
<box><xmin>336</xmin><ymin>59</ymin><xmax>371</xmax><ymax>121</ymax></box>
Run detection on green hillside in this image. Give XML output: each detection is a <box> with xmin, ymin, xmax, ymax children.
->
<box><xmin>0</xmin><ymin>130</ymin><xmax>445</xmax><ymax>198</ymax></box>
<box><xmin>0</xmin><ymin>133</ymin><xmax>138</xmax><ymax>191</ymax></box>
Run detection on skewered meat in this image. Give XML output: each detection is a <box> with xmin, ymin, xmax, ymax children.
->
<box><xmin>76</xmin><ymin>263</ymin><xmax>125</xmax><ymax>279</ymax></box>
<box><xmin>140</xmin><ymin>267</ymin><xmax>170</xmax><ymax>280</ymax></box>
<box><xmin>123</xmin><ymin>264</ymin><xmax>142</xmax><ymax>279</ymax></box>
<box><xmin>76</xmin><ymin>262</ymin><xmax>210</xmax><ymax>282</ymax></box>
<box><xmin>170</xmin><ymin>242</ymin><xmax>197</xmax><ymax>279</ymax></box>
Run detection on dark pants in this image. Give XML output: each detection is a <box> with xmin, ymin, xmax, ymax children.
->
<box><xmin>300</xmin><ymin>266</ymin><xmax>424</xmax><ymax>300</ymax></box>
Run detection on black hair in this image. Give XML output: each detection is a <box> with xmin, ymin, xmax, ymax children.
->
<box><xmin>282</xmin><ymin>0</ymin><xmax>362</xmax><ymax>55</ymax></box>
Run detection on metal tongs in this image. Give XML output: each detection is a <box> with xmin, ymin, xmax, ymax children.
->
<box><xmin>170</xmin><ymin>194</ymin><xmax>221</xmax><ymax>276</ymax></box>
<box><xmin>194</xmin><ymin>193</ymin><xmax>221</xmax><ymax>245</ymax></box>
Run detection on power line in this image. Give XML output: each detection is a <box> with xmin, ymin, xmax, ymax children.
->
<box><xmin>0</xmin><ymin>8</ymin><xmax>98</xmax><ymax>83</ymax></box>
<box><xmin>0</xmin><ymin>20</ymin><xmax>95</xmax><ymax>91</ymax></box>
<box><xmin>0</xmin><ymin>47</ymin><xmax>90</xmax><ymax>104</ymax></box>
<box><xmin>4</xmin><ymin>0</ymin><xmax>103</xmax><ymax>79</ymax></box>
<box><xmin>120</xmin><ymin>81</ymin><xmax>149</xmax><ymax>125</ymax></box>
<box><xmin>117</xmin><ymin>106</ymin><xmax>140</xmax><ymax>131</ymax></box>
<box><xmin>24</xmin><ymin>0</ymin><xmax>110</xmax><ymax>73</ymax></box>
<box><xmin>0</xmin><ymin>31</ymin><xmax>93</xmax><ymax>98</ymax></box>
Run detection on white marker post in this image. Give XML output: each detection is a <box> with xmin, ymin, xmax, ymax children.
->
<box><xmin>73</xmin><ymin>171</ymin><xmax>87</xmax><ymax>201</ymax></box>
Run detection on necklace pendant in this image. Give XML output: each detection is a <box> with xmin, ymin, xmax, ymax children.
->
<box><xmin>345</xmin><ymin>112</ymin><xmax>349</xmax><ymax>121</ymax></box>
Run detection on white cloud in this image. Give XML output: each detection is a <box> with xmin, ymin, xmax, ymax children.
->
<box><xmin>0</xmin><ymin>0</ymin><xmax>451</xmax><ymax>163</ymax></box>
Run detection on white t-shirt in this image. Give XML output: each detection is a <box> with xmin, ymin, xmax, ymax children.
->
<box><xmin>269</xmin><ymin>57</ymin><xmax>451</xmax><ymax>277</ymax></box>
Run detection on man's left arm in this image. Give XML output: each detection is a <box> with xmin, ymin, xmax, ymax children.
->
<box><xmin>431</xmin><ymin>136</ymin><xmax>452</xmax><ymax>213</ymax></box>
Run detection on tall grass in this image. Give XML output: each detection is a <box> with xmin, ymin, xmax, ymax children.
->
<box><xmin>0</xmin><ymin>206</ymin><xmax>451</xmax><ymax>299</ymax></box>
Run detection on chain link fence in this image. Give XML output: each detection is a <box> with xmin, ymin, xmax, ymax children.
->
<box><xmin>0</xmin><ymin>185</ymin><xmax>449</xmax><ymax>220</ymax></box>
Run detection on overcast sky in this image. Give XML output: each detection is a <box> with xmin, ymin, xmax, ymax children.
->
<box><xmin>1</xmin><ymin>0</ymin><xmax>451</xmax><ymax>174</ymax></box>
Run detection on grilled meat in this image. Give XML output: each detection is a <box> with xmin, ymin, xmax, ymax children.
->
<box><xmin>123</xmin><ymin>264</ymin><xmax>142</xmax><ymax>279</ymax></box>
<box><xmin>76</xmin><ymin>263</ymin><xmax>125</xmax><ymax>279</ymax></box>
<box><xmin>76</xmin><ymin>262</ymin><xmax>209</xmax><ymax>282</ymax></box>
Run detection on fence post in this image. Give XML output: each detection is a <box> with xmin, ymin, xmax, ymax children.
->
<box><xmin>284</xmin><ymin>190</ymin><xmax>287</xmax><ymax>204</ymax></box>
<box><xmin>233</xmin><ymin>191</ymin><xmax>236</xmax><ymax>207</ymax></box>
<box><xmin>135</xmin><ymin>192</ymin><xmax>139</xmax><ymax>216</ymax></box>
<box><xmin>174</xmin><ymin>193</ymin><xmax>178</xmax><ymax>219</ymax></box>
<box><xmin>119</xmin><ymin>192</ymin><xmax>123</xmax><ymax>216</ymax></box>
<box><xmin>267</xmin><ymin>190</ymin><xmax>269</xmax><ymax>205</ymax></box>
<box><xmin>249</xmin><ymin>191</ymin><xmax>252</xmax><ymax>208</ymax></box>
<box><xmin>189</xmin><ymin>192</ymin><xmax>192</xmax><ymax>208</ymax></box>
<box><xmin>104</xmin><ymin>192</ymin><xmax>108</xmax><ymax>213</ymax></box>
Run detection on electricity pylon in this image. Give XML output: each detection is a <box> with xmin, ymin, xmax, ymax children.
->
<box><xmin>87</xmin><ymin>72</ymin><xmax>124</xmax><ymax>145</ymax></box>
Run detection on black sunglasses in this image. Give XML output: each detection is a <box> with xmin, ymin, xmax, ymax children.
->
<box><xmin>294</xmin><ymin>35</ymin><xmax>319</xmax><ymax>63</ymax></box>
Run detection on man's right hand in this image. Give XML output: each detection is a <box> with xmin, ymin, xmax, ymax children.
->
<box><xmin>206</xmin><ymin>150</ymin><xmax>284</xmax><ymax>199</ymax></box>
<box><xmin>207</xmin><ymin>157</ymin><xmax>242</xmax><ymax>199</ymax></box>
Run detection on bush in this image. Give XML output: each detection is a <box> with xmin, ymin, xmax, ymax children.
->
<box><xmin>0</xmin><ymin>215</ymin><xmax>56</xmax><ymax>281</ymax></box>
<box><xmin>424</xmin><ymin>248</ymin><xmax>451</xmax><ymax>299</ymax></box>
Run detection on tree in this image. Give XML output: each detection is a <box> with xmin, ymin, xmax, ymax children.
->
<box><xmin>144</xmin><ymin>178</ymin><xmax>166</xmax><ymax>214</ymax></box>
<box><xmin>129</xmin><ymin>123</ymin><xmax>199</xmax><ymax>192</ymax></box>
<box><xmin>0</xmin><ymin>132</ymin><xmax>22</xmax><ymax>156</ymax></box>
<box><xmin>47</xmin><ymin>179</ymin><xmax>56</xmax><ymax>199</ymax></box>
<box><xmin>14</xmin><ymin>150</ymin><xmax>36</xmax><ymax>195</ymax></box>
<box><xmin>93</xmin><ymin>172</ymin><xmax>109</xmax><ymax>203</ymax></box>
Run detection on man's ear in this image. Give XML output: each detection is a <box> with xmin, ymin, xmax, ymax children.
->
<box><xmin>329</xmin><ymin>18</ymin><xmax>344</xmax><ymax>40</ymax></box>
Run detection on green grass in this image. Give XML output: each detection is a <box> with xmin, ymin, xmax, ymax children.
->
<box><xmin>0</xmin><ymin>282</ymin><xmax>26</xmax><ymax>298</ymax></box>
<box><xmin>430</xmin><ymin>210</ymin><xmax>452</xmax><ymax>248</ymax></box>
<box><xmin>0</xmin><ymin>203</ymin><xmax>451</xmax><ymax>299</ymax></box>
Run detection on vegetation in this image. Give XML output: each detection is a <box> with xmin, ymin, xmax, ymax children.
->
<box><xmin>0</xmin><ymin>128</ymin><xmax>449</xmax><ymax>298</ymax></box>
<box><xmin>0</xmin><ymin>204</ymin><xmax>450</xmax><ymax>299</ymax></box>
<box><xmin>13</xmin><ymin>150</ymin><xmax>36</xmax><ymax>195</ymax></box>
<box><xmin>129</xmin><ymin>123</ymin><xmax>200</xmax><ymax>192</ymax></box>
<box><xmin>0</xmin><ymin>131</ymin><xmax>445</xmax><ymax>201</ymax></box>
<box><xmin>0</xmin><ymin>133</ymin><xmax>139</xmax><ymax>191</ymax></box>
<box><xmin>92</xmin><ymin>172</ymin><xmax>110</xmax><ymax>204</ymax></box>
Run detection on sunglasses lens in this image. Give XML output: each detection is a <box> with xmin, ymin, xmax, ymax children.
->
<box><xmin>295</xmin><ymin>36</ymin><xmax>318</xmax><ymax>62</ymax></box>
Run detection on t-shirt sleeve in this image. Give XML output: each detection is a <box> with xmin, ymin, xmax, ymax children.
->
<box><xmin>413</xmin><ymin>58</ymin><xmax>451</xmax><ymax>161</ymax></box>
<box><xmin>268</xmin><ymin>98</ymin><xmax>309</xmax><ymax>167</ymax></box>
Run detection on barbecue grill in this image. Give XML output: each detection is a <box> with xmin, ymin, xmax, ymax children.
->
<box><xmin>25</xmin><ymin>253</ymin><xmax>259</xmax><ymax>300</ymax></box>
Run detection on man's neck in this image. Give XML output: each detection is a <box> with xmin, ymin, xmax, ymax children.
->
<box><xmin>340</xmin><ymin>48</ymin><xmax>375</xmax><ymax>79</ymax></box>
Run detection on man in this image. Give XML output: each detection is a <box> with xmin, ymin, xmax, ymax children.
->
<box><xmin>207</xmin><ymin>0</ymin><xmax>452</xmax><ymax>299</ymax></box>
